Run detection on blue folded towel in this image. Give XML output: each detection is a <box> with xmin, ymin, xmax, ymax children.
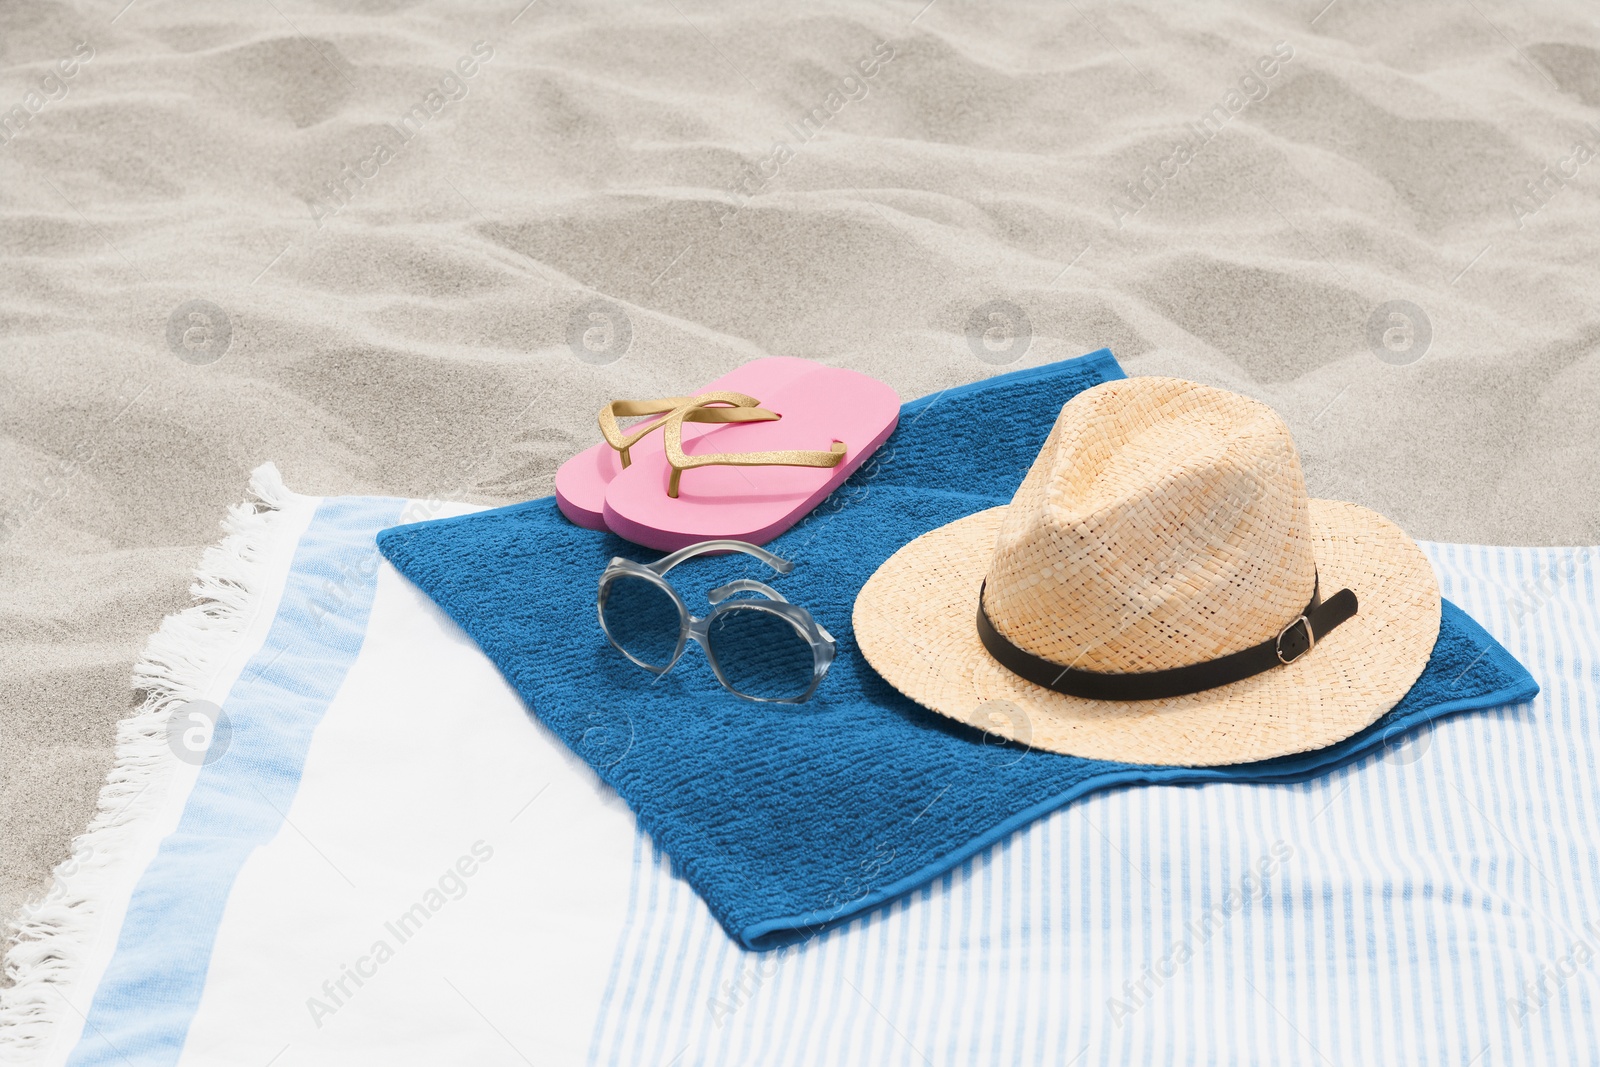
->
<box><xmin>377</xmin><ymin>350</ymin><xmax>1538</xmax><ymax>949</ymax></box>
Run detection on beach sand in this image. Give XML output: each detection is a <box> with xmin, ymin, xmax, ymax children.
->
<box><xmin>3</xmin><ymin>0</ymin><xmax>1598</xmax><ymax>944</ymax></box>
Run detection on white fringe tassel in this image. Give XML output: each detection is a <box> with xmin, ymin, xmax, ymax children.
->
<box><xmin>0</xmin><ymin>463</ymin><xmax>300</xmax><ymax>1056</ymax></box>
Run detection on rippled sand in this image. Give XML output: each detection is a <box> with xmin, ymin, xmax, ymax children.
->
<box><xmin>3</xmin><ymin>0</ymin><xmax>1598</xmax><ymax>939</ymax></box>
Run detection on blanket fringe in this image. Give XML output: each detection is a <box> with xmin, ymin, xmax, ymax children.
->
<box><xmin>0</xmin><ymin>463</ymin><xmax>300</xmax><ymax>1055</ymax></box>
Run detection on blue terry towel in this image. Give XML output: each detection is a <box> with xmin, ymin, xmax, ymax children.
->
<box><xmin>377</xmin><ymin>350</ymin><xmax>1539</xmax><ymax>949</ymax></box>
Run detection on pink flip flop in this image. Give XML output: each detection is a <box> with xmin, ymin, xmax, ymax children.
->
<box><xmin>555</xmin><ymin>357</ymin><xmax>822</xmax><ymax>530</ymax></box>
<box><xmin>601</xmin><ymin>364</ymin><xmax>900</xmax><ymax>552</ymax></box>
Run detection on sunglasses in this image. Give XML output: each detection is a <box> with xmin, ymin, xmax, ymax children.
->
<box><xmin>597</xmin><ymin>540</ymin><xmax>836</xmax><ymax>703</ymax></box>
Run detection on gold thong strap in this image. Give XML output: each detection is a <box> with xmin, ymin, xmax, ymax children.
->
<box><xmin>662</xmin><ymin>404</ymin><xmax>846</xmax><ymax>499</ymax></box>
<box><xmin>596</xmin><ymin>392</ymin><xmax>777</xmax><ymax>468</ymax></box>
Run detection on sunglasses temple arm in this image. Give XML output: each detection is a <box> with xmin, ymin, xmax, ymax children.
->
<box><xmin>647</xmin><ymin>539</ymin><xmax>794</xmax><ymax>578</ymax></box>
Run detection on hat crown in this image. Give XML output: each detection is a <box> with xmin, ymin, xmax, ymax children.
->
<box><xmin>985</xmin><ymin>377</ymin><xmax>1317</xmax><ymax>673</ymax></box>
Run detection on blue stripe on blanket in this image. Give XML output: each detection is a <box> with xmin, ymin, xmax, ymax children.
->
<box><xmin>67</xmin><ymin>495</ymin><xmax>405</xmax><ymax>1067</ymax></box>
<box><xmin>376</xmin><ymin>351</ymin><xmax>1540</xmax><ymax>951</ymax></box>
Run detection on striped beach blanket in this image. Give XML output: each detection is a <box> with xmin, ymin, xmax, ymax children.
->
<box><xmin>1</xmin><ymin>465</ymin><xmax>1594</xmax><ymax>1065</ymax></box>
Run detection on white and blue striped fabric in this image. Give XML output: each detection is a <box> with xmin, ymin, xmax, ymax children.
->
<box><xmin>3</xmin><ymin>470</ymin><xmax>1594</xmax><ymax>1066</ymax></box>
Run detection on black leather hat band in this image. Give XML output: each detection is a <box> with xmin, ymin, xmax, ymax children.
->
<box><xmin>975</xmin><ymin>575</ymin><xmax>1359</xmax><ymax>702</ymax></box>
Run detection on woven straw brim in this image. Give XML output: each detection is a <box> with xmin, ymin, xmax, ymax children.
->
<box><xmin>853</xmin><ymin>499</ymin><xmax>1441</xmax><ymax>767</ymax></box>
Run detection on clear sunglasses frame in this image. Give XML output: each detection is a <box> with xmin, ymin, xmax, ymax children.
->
<box><xmin>596</xmin><ymin>539</ymin><xmax>836</xmax><ymax>704</ymax></box>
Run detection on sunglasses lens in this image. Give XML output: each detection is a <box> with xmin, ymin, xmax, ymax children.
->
<box><xmin>707</xmin><ymin>605</ymin><xmax>817</xmax><ymax>701</ymax></box>
<box><xmin>600</xmin><ymin>575</ymin><xmax>681</xmax><ymax>669</ymax></box>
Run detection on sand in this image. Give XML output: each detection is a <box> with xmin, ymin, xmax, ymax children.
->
<box><xmin>3</xmin><ymin>0</ymin><xmax>1599</xmax><ymax>948</ymax></box>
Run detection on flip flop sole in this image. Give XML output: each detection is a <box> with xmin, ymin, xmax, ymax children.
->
<box><xmin>554</xmin><ymin>356</ymin><xmax>821</xmax><ymax>530</ymax></box>
<box><xmin>602</xmin><ymin>366</ymin><xmax>900</xmax><ymax>552</ymax></box>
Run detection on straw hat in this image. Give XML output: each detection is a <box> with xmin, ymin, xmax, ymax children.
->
<box><xmin>853</xmin><ymin>376</ymin><xmax>1440</xmax><ymax>766</ymax></box>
